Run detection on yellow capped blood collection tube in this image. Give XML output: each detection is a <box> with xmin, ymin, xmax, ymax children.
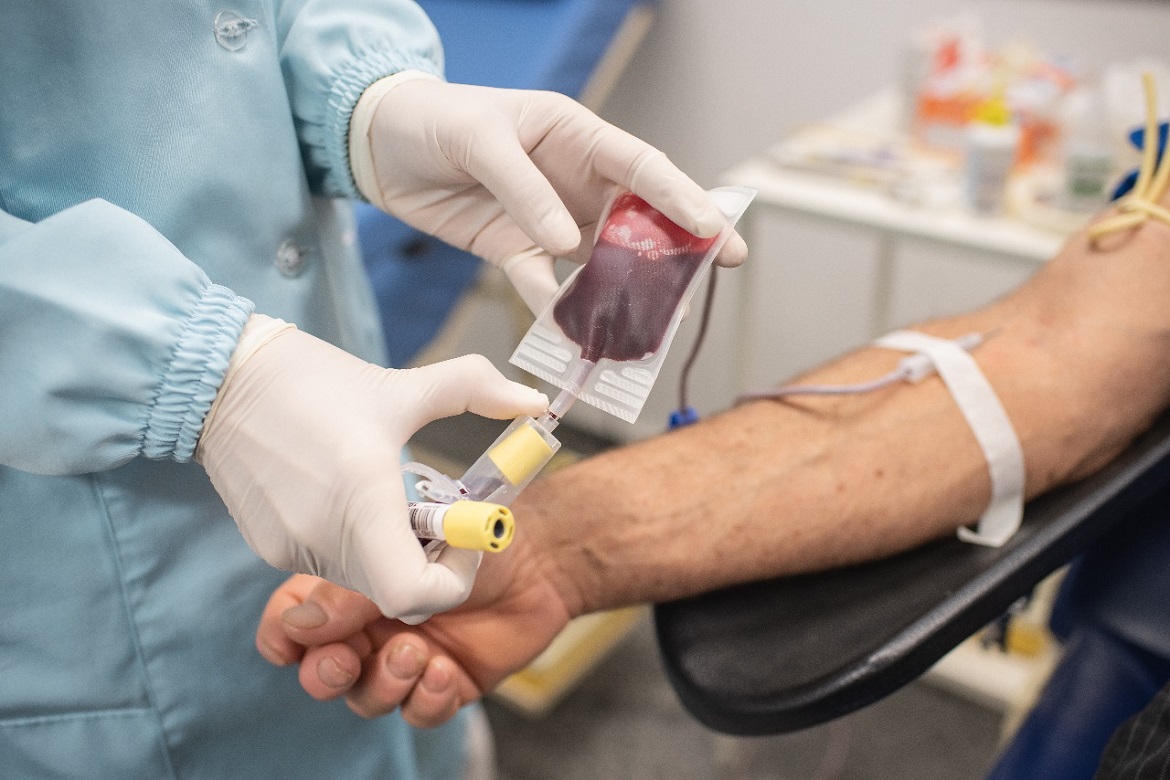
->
<box><xmin>408</xmin><ymin>500</ymin><xmax>515</xmax><ymax>552</ymax></box>
<box><xmin>408</xmin><ymin>403</ymin><xmax>565</xmax><ymax>552</ymax></box>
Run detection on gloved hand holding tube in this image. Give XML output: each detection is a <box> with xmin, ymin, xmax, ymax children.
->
<box><xmin>195</xmin><ymin>314</ymin><xmax>548</xmax><ymax>622</ymax></box>
<box><xmin>349</xmin><ymin>73</ymin><xmax>748</xmax><ymax>316</ymax></box>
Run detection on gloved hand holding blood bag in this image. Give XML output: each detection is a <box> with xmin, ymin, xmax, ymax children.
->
<box><xmin>511</xmin><ymin>186</ymin><xmax>756</xmax><ymax>423</ymax></box>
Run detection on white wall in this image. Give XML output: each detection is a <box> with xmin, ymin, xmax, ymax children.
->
<box><xmin>601</xmin><ymin>0</ymin><xmax>1170</xmax><ymax>186</ymax></box>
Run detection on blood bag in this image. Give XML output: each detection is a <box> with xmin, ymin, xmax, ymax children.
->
<box><xmin>510</xmin><ymin>186</ymin><xmax>755</xmax><ymax>422</ymax></box>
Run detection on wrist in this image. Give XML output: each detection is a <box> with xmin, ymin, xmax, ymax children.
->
<box><xmin>348</xmin><ymin>70</ymin><xmax>442</xmax><ymax>207</ymax></box>
<box><xmin>195</xmin><ymin>313</ymin><xmax>294</xmax><ymax>463</ymax></box>
<box><xmin>511</xmin><ymin>482</ymin><xmax>599</xmax><ymax>620</ymax></box>
<box><xmin>513</xmin><ymin>435</ymin><xmax>701</xmax><ymax>617</ymax></box>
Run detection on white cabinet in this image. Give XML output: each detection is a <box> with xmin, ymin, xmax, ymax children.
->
<box><xmin>728</xmin><ymin>199</ymin><xmax>1053</xmax><ymax>386</ymax></box>
<box><xmin>737</xmin><ymin>208</ymin><xmax>886</xmax><ymax>388</ymax></box>
<box><xmin>886</xmin><ymin>238</ymin><xmax>1040</xmax><ymax>328</ymax></box>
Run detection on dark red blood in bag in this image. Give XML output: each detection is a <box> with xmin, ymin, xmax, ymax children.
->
<box><xmin>553</xmin><ymin>193</ymin><xmax>717</xmax><ymax>363</ymax></box>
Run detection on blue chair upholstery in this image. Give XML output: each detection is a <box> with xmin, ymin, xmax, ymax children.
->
<box><xmin>359</xmin><ymin>0</ymin><xmax>654</xmax><ymax>367</ymax></box>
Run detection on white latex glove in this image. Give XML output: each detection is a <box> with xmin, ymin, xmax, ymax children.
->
<box><xmin>195</xmin><ymin>314</ymin><xmax>548</xmax><ymax>622</ymax></box>
<box><xmin>349</xmin><ymin>73</ymin><xmax>748</xmax><ymax>314</ymax></box>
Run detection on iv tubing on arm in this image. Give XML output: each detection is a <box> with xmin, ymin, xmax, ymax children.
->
<box><xmin>736</xmin><ymin>332</ymin><xmax>992</xmax><ymax>402</ymax></box>
<box><xmin>738</xmin><ymin>329</ymin><xmax>1024</xmax><ymax>547</ymax></box>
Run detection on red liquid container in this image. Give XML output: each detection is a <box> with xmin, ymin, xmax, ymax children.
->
<box><xmin>509</xmin><ymin>185</ymin><xmax>755</xmax><ymax>423</ymax></box>
<box><xmin>552</xmin><ymin>193</ymin><xmax>716</xmax><ymax>363</ymax></box>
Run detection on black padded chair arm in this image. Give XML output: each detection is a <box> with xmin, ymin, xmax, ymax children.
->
<box><xmin>654</xmin><ymin>411</ymin><xmax>1170</xmax><ymax>736</ymax></box>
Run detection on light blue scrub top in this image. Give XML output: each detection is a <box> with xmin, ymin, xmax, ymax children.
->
<box><xmin>0</xmin><ymin>2</ymin><xmax>468</xmax><ymax>777</ymax></box>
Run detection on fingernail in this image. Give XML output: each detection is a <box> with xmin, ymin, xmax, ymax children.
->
<box><xmin>421</xmin><ymin>660</ymin><xmax>451</xmax><ymax>693</ymax></box>
<box><xmin>258</xmin><ymin>638</ymin><xmax>290</xmax><ymax>666</ymax></box>
<box><xmin>387</xmin><ymin>643</ymin><xmax>424</xmax><ymax>680</ymax></box>
<box><xmin>682</xmin><ymin>189</ymin><xmax>726</xmax><ymax>237</ymax></box>
<box><xmin>716</xmin><ymin>231</ymin><xmax>748</xmax><ymax>268</ymax></box>
<box><xmin>541</xmin><ymin>209</ymin><xmax>580</xmax><ymax>254</ymax></box>
<box><xmin>693</xmin><ymin>206</ymin><xmax>725</xmax><ymax>237</ymax></box>
<box><xmin>283</xmin><ymin>601</ymin><xmax>327</xmax><ymax>630</ymax></box>
<box><xmin>318</xmin><ymin>656</ymin><xmax>354</xmax><ymax>689</ymax></box>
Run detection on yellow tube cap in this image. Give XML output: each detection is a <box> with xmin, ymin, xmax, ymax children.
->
<box><xmin>443</xmin><ymin>500</ymin><xmax>515</xmax><ymax>552</ymax></box>
<box><xmin>487</xmin><ymin>423</ymin><xmax>556</xmax><ymax>486</ymax></box>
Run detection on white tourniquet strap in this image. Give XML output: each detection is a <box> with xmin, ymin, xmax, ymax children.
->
<box><xmin>874</xmin><ymin>330</ymin><xmax>1025</xmax><ymax>547</ymax></box>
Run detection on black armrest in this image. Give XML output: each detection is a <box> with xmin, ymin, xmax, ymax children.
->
<box><xmin>654</xmin><ymin>412</ymin><xmax>1170</xmax><ymax>736</ymax></box>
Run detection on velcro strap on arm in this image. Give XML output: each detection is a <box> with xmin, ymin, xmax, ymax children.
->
<box><xmin>875</xmin><ymin>330</ymin><xmax>1025</xmax><ymax>547</ymax></box>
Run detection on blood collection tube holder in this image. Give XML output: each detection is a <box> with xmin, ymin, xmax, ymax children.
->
<box><xmin>458</xmin><ymin>415</ymin><xmax>562</xmax><ymax>506</ymax></box>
